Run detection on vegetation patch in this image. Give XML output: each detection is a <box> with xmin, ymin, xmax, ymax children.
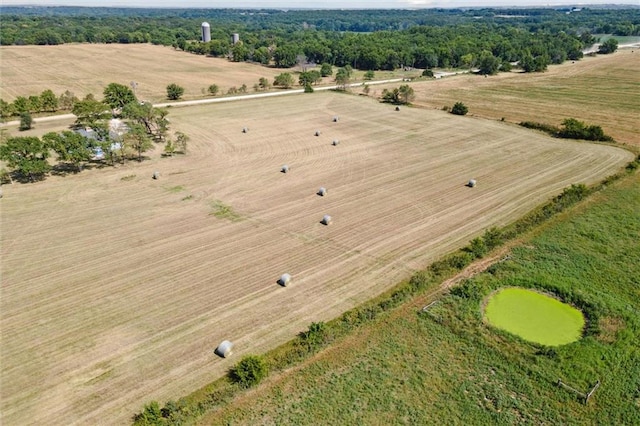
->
<box><xmin>519</xmin><ymin>118</ymin><xmax>614</xmax><ymax>142</ymax></box>
<box><xmin>210</xmin><ymin>200</ymin><xmax>242</xmax><ymax>221</ymax></box>
<box><xmin>484</xmin><ymin>287</ymin><xmax>585</xmax><ymax>346</ymax></box>
<box><xmin>166</xmin><ymin>185</ymin><xmax>184</xmax><ymax>193</ymax></box>
<box><xmin>120</xmin><ymin>174</ymin><xmax>136</xmax><ymax>181</ymax></box>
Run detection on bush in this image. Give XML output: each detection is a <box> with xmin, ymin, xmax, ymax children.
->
<box><xmin>19</xmin><ymin>112</ymin><xmax>33</xmax><ymax>131</ymax></box>
<box><xmin>422</xmin><ymin>69</ymin><xmax>434</xmax><ymax>77</ymax></box>
<box><xmin>451</xmin><ymin>102</ymin><xmax>468</xmax><ymax>116</ymax></box>
<box><xmin>207</xmin><ymin>84</ymin><xmax>219</xmax><ymax>96</ymax></box>
<box><xmin>166</xmin><ymin>83</ymin><xmax>184</xmax><ymax>100</ymax></box>
<box><xmin>298</xmin><ymin>321</ymin><xmax>327</xmax><ymax>350</ymax></box>
<box><xmin>230</xmin><ymin>355</ymin><xmax>268</xmax><ymax>388</ymax></box>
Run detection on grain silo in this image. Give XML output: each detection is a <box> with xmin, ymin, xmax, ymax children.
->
<box><xmin>201</xmin><ymin>22</ymin><xmax>211</xmax><ymax>43</ymax></box>
<box><xmin>232</xmin><ymin>33</ymin><xmax>240</xmax><ymax>44</ymax></box>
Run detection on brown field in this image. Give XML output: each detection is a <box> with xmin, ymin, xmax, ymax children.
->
<box><xmin>0</xmin><ymin>43</ymin><xmax>293</xmax><ymax>103</ymax></box>
<box><xmin>0</xmin><ymin>89</ymin><xmax>632</xmax><ymax>425</ymax></box>
<box><xmin>395</xmin><ymin>50</ymin><xmax>640</xmax><ymax>146</ymax></box>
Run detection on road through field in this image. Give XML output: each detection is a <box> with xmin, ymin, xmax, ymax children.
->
<box><xmin>0</xmin><ymin>92</ymin><xmax>633</xmax><ymax>425</ymax></box>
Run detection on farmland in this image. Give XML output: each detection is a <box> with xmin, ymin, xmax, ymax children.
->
<box><xmin>0</xmin><ymin>85</ymin><xmax>633</xmax><ymax>424</ymax></box>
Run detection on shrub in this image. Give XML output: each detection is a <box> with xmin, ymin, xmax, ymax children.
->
<box><xmin>422</xmin><ymin>69</ymin><xmax>434</xmax><ymax>77</ymax></box>
<box><xmin>19</xmin><ymin>112</ymin><xmax>33</xmax><ymax>131</ymax></box>
<box><xmin>207</xmin><ymin>84</ymin><xmax>219</xmax><ymax>96</ymax></box>
<box><xmin>451</xmin><ymin>102</ymin><xmax>468</xmax><ymax>115</ymax></box>
<box><xmin>230</xmin><ymin>355</ymin><xmax>268</xmax><ymax>388</ymax></box>
<box><xmin>166</xmin><ymin>83</ymin><xmax>184</xmax><ymax>100</ymax></box>
<box><xmin>299</xmin><ymin>321</ymin><xmax>327</xmax><ymax>350</ymax></box>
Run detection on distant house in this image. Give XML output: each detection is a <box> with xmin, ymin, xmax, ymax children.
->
<box><xmin>75</xmin><ymin>119</ymin><xmax>128</xmax><ymax>159</ymax></box>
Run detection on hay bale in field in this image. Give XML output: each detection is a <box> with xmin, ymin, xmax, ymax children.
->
<box><xmin>332</xmin><ymin>140</ymin><xmax>340</xmax><ymax>146</ymax></box>
<box><xmin>242</xmin><ymin>127</ymin><xmax>248</xmax><ymax>133</ymax></box>
<box><xmin>278</xmin><ymin>273</ymin><xmax>292</xmax><ymax>287</ymax></box>
<box><xmin>321</xmin><ymin>214</ymin><xmax>332</xmax><ymax>225</ymax></box>
<box><xmin>467</xmin><ymin>179</ymin><xmax>477</xmax><ymax>188</ymax></box>
<box><xmin>315</xmin><ymin>130</ymin><xmax>321</xmax><ymax>136</ymax></box>
<box><xmin>333</xmin><ymin>116</ymin><xmax>339</xmax><ymax>122</ymax></box>
<box><xmin>395</xmin><ymin>106</ymin><xmax>401</xmax><ymax>111</ymax></box>
<box><xmin>317</xmin><ymin>187</ymin><xmax>327</xmax><ymax>196</ymax></box>
<box><xmin>281</xmin><ymin>164</ymin><xmax>289</xmax><ymax>173</ymax></box>
<box><xmin>215</xmin><ymin>340</ymin><xmax>234</xmax><ymax>358</ymax></box>
<box><xmin>152</xmin><ymin>171</ymin><xmax>160</xmax><ymax>180</ymax></box>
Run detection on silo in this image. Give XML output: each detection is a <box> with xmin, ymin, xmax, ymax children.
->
<box><xmin>201</xmin><ymin>22</ymin><xmax>211</xmax><ymax>43</ymax></box>
<box><xmin>232</xmin><ymin>33</ymin><xmax>240</xmax><ymax>44</ymax></box>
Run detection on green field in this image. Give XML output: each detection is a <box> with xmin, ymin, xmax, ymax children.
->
<box><xmin>484</xmin><ymin>288</ymin><xmax>585</xmax><ymax>346</ymax></box>
<box><xmin>192</xmin><ymin>171</ymin><xmax>640</xmax><ymax>425</ymax></box>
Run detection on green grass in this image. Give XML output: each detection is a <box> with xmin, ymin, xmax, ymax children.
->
<box><xmin>194</xmin><ymin>172</ymin><xmax>640</xmax><ymax>425</ymax></box>
<box><xmin>484</xmin><ymin>288</ymin><xmax>585</xmax><ymax>346</ymax></box>
<box><xmin>210</xmin><ymin>200</ymin><xmax>242</xmax><ymax>221</ymax></box>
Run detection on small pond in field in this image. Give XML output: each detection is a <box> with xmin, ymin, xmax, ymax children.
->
<box><xmin>484</xmin><ymin>287</ymin><xmax>584</xmax><ymax>346</ymax></box>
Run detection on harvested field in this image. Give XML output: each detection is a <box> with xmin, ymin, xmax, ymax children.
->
<box><xmin>0</xmin><ymin>91</ymin><xmax>633</xmax><ymax>425</ymax></box>
<box><xmin>384</xmin><ymin>50</ymin><xmax>640</xmax><ymax>146</ymax></box>
<box><xmin>0</xmin><ymin>43</ymin><xmax>289</xmax><ymax>103</ymax></box>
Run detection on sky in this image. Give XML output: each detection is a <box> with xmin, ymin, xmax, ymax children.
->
<box><xmin>1</xmin><ymin>0</ymin><xmax>639</xmax><ymax>8</ymax></box>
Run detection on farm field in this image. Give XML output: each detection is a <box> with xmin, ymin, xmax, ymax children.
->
<box><xmin>0</xmin><ymin>43</ymin><xmax>289</xmax><ymax>104</ymax></box>
<box><xmin>203</xmin><ymin>172</ymin><xmax>640</xmax><ymax>425</ymax></box>
<box><xmin>382</xmin><ymin>50</ymin><xmax>640</xmax><ymax>146</ymax></box>
<box><xmin>0</xmin><ymin>91</ymin><xmax>633</xmax><ymax>425</ymax></box>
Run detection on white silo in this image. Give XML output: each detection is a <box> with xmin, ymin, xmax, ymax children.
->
<box><xmin>201</xmin><ymin>22</ymin><xmax>211</xmax><ymax>42</ymax></box>
<box><xmin>232</xmin><ymin>33</ymin><xmax>240</xmax><ymax>44</ymax></box>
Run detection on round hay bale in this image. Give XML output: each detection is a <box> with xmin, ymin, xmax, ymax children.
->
<box><xmin>315</xmin><ymin>130</ymin><xmax>321</xmax><ymax>136</ymax></box>
<box><xmin>467</xmin><ymin>179</ymin><xmax>477</xmax><ymax>188</ymax></box>
<box><xmin>215</xmin><ymin>340</ymin><xmax>234</xmax><ymax>358</ymax></box>
<box><xmin>332</xmin><ymin>140</ymin><xmax>340</xmax><ymax>146</ymax></box>
<box><xmin>278</xmin><ymin>273</ymin><xmax>292</xmax><ymax>287</ymax></box>
<box><xmin>395</xmin><ymin>106</ymin><xmax>400</xmax><ymax>111</ymax></box>
<box><xmin>152</xmin><ymin>171</ymin><xmax>160</xmax><ymax>180</ymax></box>
<box><xmin>333</xmin><ymin>116</ymin><xmax>339</xmax><ymax>122</ymax></box>
<box><xmin>317</xmin><ymin>187</ymin><xmax>327</xmax><ymax>196</ymax></box>
<box><xmin>281</xmin><ymin>164</ymin><xmax>289</xmax><ymax>173</ymax></box>
<box><xmin>242</xmin><ymin>127</ymin><xmax>248</xmax><ymax>133</ymax></box>
<box><xmin>321</xmin><ymin>214</ymin><xmax>332</xmax><ymax>225</ymax></box>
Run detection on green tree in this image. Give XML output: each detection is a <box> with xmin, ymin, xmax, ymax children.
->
<box><xmin>273</xmin><ymin>44</ymin><xmax>298</xmax><ymax>68</ymax></box>
<box><xmin>124</xmin><ymin>124</ymin><xmax>153</xmax><ymax>162</ymax></box>
<box><xmin>19</xmin><ymin>112</ymin><xmax>33</xmax><ymax>131</ymax></box>
<box><xmin>58</xmin><ymin>90</ymin><xmax>78</xmax><ymax>111</ymax></box>
<box><xmin>166</xmin><ymin>83</ymin><xmax>184</xmax><ymax>100</ymax></box>
<box><xmin>0</xmin><ymin>99</ymin><xmax>15</xmax><ymax>118</ymax></box>
<box><xmin>174</xmin><ymin>131</ymin><xmax>189</xmax><ymax>154</ymax></box>
<box><xmin>230</xmin><ymin>355</ymin><xmax>268</xmax><ymax>388</ymax></box>
<box><xmin>0</xmin><ymin>136</ymin><xmax>51</xmax><ymax>181</ymax></box>
<box><xmin>208</xmin><ymin>84</ymin><xmax>219</xmax><ymax>96</ymax></box>
<box><xmin>478</xmin><ymin>50</ymin><xmax>500</xmax><ymax>75</ymax></box>
<box><xmin>451</xmin><ymin>102</ymin><xmax>468</xmax><ymax>116</ymax></box>
<box><xmin>335</xmin><ymin>67</ymin><xmax>351</xmax><ymax>90</ymax></box>
<box><xmin>103</xmin><ymin>83</ymin><xmax>137</xmax><ymax>110</ymax></box>
<box><xmin>253</xmin><ymin>46</ymin><xmax>271</xmax><ymax>65</ymax></box>
<box><xmin>28</xmin><ymin>95</ymin><xmax>42</xmax><ymax>113</ymax></box>
<box><xmin>273</xmin><ymin>72</ymin><xmax>294</xmax><ymax>88</ymax></box>
<box><xmin>122</xmin><ymin>102</ymin><xmax>169</xmax><ymax>142</ymax></box>
<box><xmin>258</xmin><ymin>77</ymin><xmax>271</xmax><ymax>91</ymax></box>
<box><xmin>398</xmin><ymin>84</ymin><xmax>415</xmax><ymax>104</ymax></box>
<box><xmin>43</xmin><ymin>130</ymin><xmax>92</xmax><ymax>171</ymax></box>
<box><xmin>320</xmin><ymin>63</ymin><xmax>333</xmax><ymax>77</ymax></box>
<box><xmin>40</xmin><ymin>89</ymin><xmax>58</xmax><ymax>112</ymax></box>
<box><xmin>598</xmin><ymin>38</ymin><xmax>618</xmax><ymax>54</ymax></box>
<box><xmin>12</xmin><ymin>96</ymin><xmax>30</xmax><ymax>114</ymax></box>
<box><xmin>364</xmin><ymin>70</ymin><xmax>375</xmax><ymax>80</ymax></box>
<box><xmin>72</xmin><ymin>98</ymin><xmax>110</xmax><ymax>129</ymax></box>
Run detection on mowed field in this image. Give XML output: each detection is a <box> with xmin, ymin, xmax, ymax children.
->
<box><xmin>379</xmin><ymin>50</ymin><xmax>640</xmax><ymax>146</ymax></box>
<box><xmin>0</xmin><ymin>90</ymin><xmax>633</xmax><ymax>425</ymax></box>
<box><xmin>0</xmin><ymin>43</ymin><xmax>290</xmax><ymax>103</ymax></box>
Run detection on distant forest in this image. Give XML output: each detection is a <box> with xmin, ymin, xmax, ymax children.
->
<box><xmin>1</xmin><ymin>7</ymin><xmax>638</xmax><ymax>71</ymax></box>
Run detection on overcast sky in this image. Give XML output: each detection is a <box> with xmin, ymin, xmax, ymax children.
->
<box><xmin>2</xmin><ymin>0</ymin><xmax>638</xmax><ymax>8</ymax></box>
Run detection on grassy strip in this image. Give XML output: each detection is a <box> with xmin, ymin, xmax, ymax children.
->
<box><xmin>133</xmin><ymin>155</ymin><xmax>640</xmax><ymax>425</ymax></box>
<box><xmin>519</xmin><ymin>118</ymin><xmax>615</xmax><ymax>142</ymax></box>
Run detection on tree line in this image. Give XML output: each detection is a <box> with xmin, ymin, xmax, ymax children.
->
<box><xmin>0</xmin><ymin>83</ymin><xmax>189</xmax><ymax>183</ymax></box>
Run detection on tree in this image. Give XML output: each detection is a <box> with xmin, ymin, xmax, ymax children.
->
<box><xmin>12</xmin><ymin>96</ymin><xmax>30</xmax><ymax>114</ymax></box>
<box><xmin>258</xmin><ymin>77</ymin><xmax>271</xmax><ymax>91</ymax></box>
<box><xmin>122</xmin><ymin>102</ymin><xmax>169</xmax><ymax>142</ymax></box>
<box><xmin>422</xmin><ymin>69</ymin><xmax>434</xmax><ymax>77</ymax></box>
<box><xmin>58</xmin><ymin>90</ymin><xmax>78</xmax><ymax>111</ymax></box>
<box><xmin>451</xmin><ymin>102</ymin><xmax>469</xmax><ymax>116</ymax></box>
<box><xmin>40</xmin><ymin>89</ymin><xmax>58</xmax><ymax>112</ymax></box>
<box><xmin>364</xmin><ymin>70</ymin><xmax>375</xmax><ymax>80</ymax></box>
<box><xmin>477</xmin><ymin>50</ymin><xmax>500</xmax><ymax>75</ymax></box>
<box><xmin>273</xmin><ymin>72</ymin><xmax>294</xmax><ymax>88</ymax></box>
<box><xmin>166</xmin><ymin>83</ymin><xmax>184</xmax><ymax>100</ymax></box>
<box><xmin>398</xmin><ymin>84</ymin><xmax>415</xmax><ymax>104</ymax></box>
<box><xmin>72</xmin><ymin>98</ymin><xmax>110</xmax><ymax>129</ymax></box>
<box><xmin>598</xmin><ymin>38</ymin><xmax>618</xmax><ymax>54</ymax></box>
<box><xmin>230</xmin><ymin>355</ymin><xmax>268</xmax><ymax>388</ymax></box>
<box><xmin>320</xmin><ymin>63</ymin><xmax>333</xmax><ymax>77</ymax></box>
<box><xmin>208</xmin><ymin>84</ymin><xmax>219</xmax><ymax>96</ymax></box>
<box><xmin>335</xmin><ymin>67</ymin><xmax>351</xmax><ymax>90</ymax></box>
<box><xmin>0</xmin><ymin>99</ymin><xmax>15</xmax><ymax>118</ymax></box>
<box><xmin>28</xmin><ymin>95</ymin><xmax>42</xmax><ymax>113</ymax></box>
<box><xmin>253</xmin><ymin>46</ymin><xmax>271</xmax><ymax>65</ymax></box>
<box><xmin>103</xmin><ymin>83</ymin><xmax>137</xmax><ymax>110</ymax></box>
<box><xmin>19</xmin><ymin>112</ymin><xmax>33</xmax><ymax>131</ymax></box>
<box><xmin>0</xmin><ymin>136</ymin><xmax>51</xmax><ymax>181</ymax></box>
<box><xmin>124</xmin><ymin>124</ymin><xmax>153</xmax><ymax>162</ymax></box>
<box><xmin>43</xmin><ymin>130</ymin><xmax>93</xmax><ymax>171</ymax></box>
<box><xmin>174</xmin><ymin>131</ymin><xmax>189</xmax><ymax>154</ymax></box>
<box><xmin>299</xmin><ymin>70</ymin><xmax>321</xmax><ymax>86</ymax></box>
<box><xmin>273</xmin><ymin>44</ymin><xmax>298</xmax><ymax>68</ymax></box>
